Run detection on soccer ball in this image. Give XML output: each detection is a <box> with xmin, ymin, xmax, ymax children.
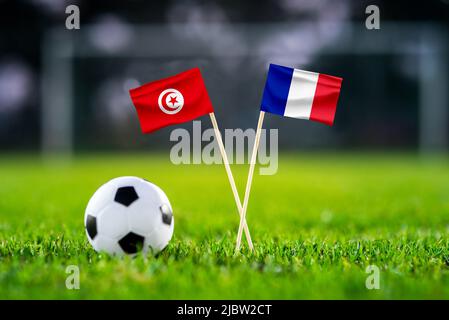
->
<box><xmin>84</xmin><ymin>176</ymin><xmax>174</xmax><ymax>256</ymax></box>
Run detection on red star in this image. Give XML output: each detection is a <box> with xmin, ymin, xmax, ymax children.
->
<box><xmin>168</xmin><ymin>95</ymin><xmax>178</xmax><ymax>106</ymax></box>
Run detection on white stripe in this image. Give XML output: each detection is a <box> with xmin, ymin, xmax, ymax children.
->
<box><xmin>284</xmin><ymin>69</ymin><xmax>319</xmax><ymax>119</ymax></box>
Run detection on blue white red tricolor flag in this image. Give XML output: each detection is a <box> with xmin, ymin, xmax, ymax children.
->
<box><xmin>261</xmin><ymin>64</ymin><xmax>343</xmax><ymax>126</ymax></box>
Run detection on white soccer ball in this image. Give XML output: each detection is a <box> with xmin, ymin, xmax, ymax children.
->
<box><xmin>84</xmin><ymin>176</ymin><xmax>174</xmax><ymax>256</ymax></box>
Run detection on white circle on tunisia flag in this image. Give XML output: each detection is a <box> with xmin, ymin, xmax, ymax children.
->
<box><xmin>158</xmin><ymin>88</ymin><xmax>184</xmax><ymax>114</ymax></box>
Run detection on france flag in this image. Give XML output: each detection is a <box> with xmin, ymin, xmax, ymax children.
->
<box><xmin>261</xmin><ymin>64</ymin><xmax>343</xmax><ymax>126</ymax></box>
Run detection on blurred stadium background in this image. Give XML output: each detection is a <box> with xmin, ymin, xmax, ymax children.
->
<box><xmin>0</xmin><ymin>0</ymin><xmax>448</xmax><ymax>154</ymax></box>
<box><xmin>2</xmin><ymin>0</ymin><xmax>449</xmax><ymax>300</ymax></box>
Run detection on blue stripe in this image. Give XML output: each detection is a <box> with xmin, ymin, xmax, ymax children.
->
<box><xmin>260</xmin><ymin>64</ymin><xmax>293</xmax><ymax>116</ymax></box>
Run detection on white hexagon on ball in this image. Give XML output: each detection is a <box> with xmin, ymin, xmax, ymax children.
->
<box><xmin>84</xmin><ymin>176</ymin><xmax>174</xmax><ymax>256</ymax></box>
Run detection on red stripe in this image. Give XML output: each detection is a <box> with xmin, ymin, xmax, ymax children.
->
<box><xmin>309</xmin><ymin>73</ymin><xmax>343</xmax><ymax>126</ymax></box>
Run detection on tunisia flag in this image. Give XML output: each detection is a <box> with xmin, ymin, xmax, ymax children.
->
<box><xmin>129</xmin><ymin>67</ymin><xmax>214</xmax><ymax>133</ymax></box>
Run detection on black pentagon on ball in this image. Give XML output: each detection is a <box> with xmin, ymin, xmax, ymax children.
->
<box><xmin>118</xmin><ymin>232</ymin><xmax>145</xmax><ymax>254</ymax></box>
<box><xmin>114</xmin><ymin>186</ymin><xmax>139</xmax><ymax>207</ymax></box>
<box><xmin>160</xmin><ymin>204</ymin><xmax>173</xmax><ymax>225</ymax></box>
<box><xmin>85</xmin><ymin>215</ymin><xmax>97</xmax><ymax>240</ymax></box>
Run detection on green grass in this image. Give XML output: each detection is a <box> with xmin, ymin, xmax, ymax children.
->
<box><xmin>1</xmin><ymin>153</ymin><xmax>449</xmax><ymax>299</ymax></box>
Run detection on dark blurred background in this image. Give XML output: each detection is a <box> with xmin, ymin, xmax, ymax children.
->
<box><xmin>0</xmin><ymin>0</ymin><xmax>448</xmax><ymax>153</ymax></box>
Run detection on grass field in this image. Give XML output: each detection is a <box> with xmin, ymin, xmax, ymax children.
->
<box><xmin>1</xmin><ymin>153</ymin><xmax>449</xmax><ymax>299</ymax></box>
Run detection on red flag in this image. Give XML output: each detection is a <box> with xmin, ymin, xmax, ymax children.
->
<box><xmin>129</xmin><ymin>67</ymin><xmax>214</xmax><ymax>133</ymax></box>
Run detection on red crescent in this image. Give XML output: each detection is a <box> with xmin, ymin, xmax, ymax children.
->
<box><xmin>162</xmin><ymin>91</ymin><xmax>178</xmax><ymax>109</ymax></box>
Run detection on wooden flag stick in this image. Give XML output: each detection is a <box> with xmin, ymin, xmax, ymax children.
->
<box><xmin>209</xmin><ymin>113</ymin><xmax>254</xmax><ymax>251</ymax></box>
<box><xmin>235</xmin><ymin>111</ymin><xmax>265</xmax><ymax>251</ymax></box>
